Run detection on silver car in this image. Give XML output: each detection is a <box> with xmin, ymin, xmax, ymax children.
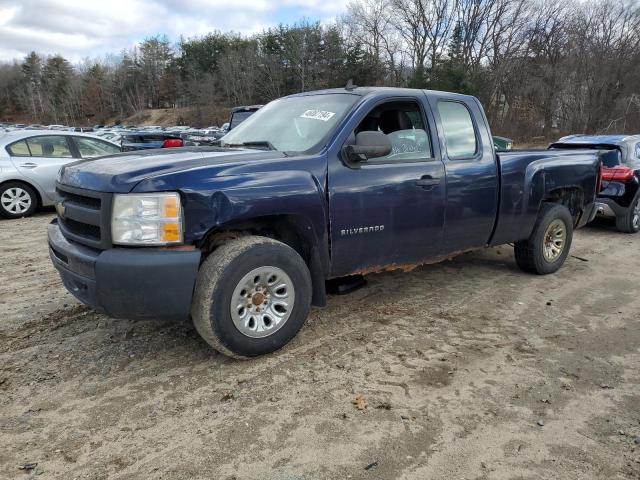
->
<box><xmin>0</xmin><ymin>130</ymin><xmax>121</xmax><ymax>218</ymax></box>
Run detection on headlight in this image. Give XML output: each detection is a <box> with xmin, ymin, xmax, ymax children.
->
<box><xmin>111</xmin><ymin>193</ymin><xmax>183</xmax><ymax>245</ymax></box>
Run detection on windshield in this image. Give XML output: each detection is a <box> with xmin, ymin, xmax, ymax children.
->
<box><xmin>221</xmin><ymin>94</ymin><xmax>359</xmax><ymax>153</ymax></box>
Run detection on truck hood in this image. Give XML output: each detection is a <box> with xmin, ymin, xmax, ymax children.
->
<box><xmin>58</xmin><ymin>147</ymin><xmax>287</xmax><ymax>193</ymax></box>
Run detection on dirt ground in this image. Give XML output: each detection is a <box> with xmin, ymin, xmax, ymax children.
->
<box><xmin>1</xmin><ymin>211</ymin><xmax>639</xmax><ymax>480</ymax></box>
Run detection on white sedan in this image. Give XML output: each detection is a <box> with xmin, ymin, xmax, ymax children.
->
<box><xmin>0</xmin><ymin>130</ymin><xmax>121</xmax><ymax>218</ymax></box>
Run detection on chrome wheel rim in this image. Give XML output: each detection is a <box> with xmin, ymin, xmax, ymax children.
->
<box><xmin>632</xmin><ymin>199</ymin><xmax>640</xmax><ymax>230</ymax></box>
<box><xmin>543</xmin><ymin>219</ymin><xmax>566</xmax><ymax>262</ymax></box>
<box><xmin>1</xmin><ymin>188</ymin><xmax>31</xmax><ymax>214</ymax></box>
<box><xmin>230</xmin><ymin>266</ymin><xmax>295</xmax><ymax>338</ymax></box>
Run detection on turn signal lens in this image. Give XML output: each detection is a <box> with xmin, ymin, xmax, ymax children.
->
<box><xmin>161</xmin><ymin>222</ymin><xmax>181</xmax><ymax>243</ymax></box>
<box><xmin>163</xmin><ymin>195</ymin><xmax>179</xmax><ymax>218</ymax></box>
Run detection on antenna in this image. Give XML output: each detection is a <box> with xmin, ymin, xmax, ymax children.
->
<box><xmin>345</xmin><ymin>79</ymin><xmax>356</xmax><ymax>91</ymax></box>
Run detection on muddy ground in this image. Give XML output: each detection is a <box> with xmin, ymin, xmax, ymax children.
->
<box><xmin>1</xmin><ymin>211</ymin><xmax>639</xmax><ymax>480</ymax></box>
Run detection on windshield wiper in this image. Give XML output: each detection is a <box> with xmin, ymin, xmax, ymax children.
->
<box><xmin>223</xmin><ymin>140</ymin><xmax>276</xmax><ymax>151</ymax></box>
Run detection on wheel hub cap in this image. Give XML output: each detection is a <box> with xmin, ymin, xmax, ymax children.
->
<box><xmin>1</xmin><ymin>188</ymin><xmax>31</xmax><ymax>214</ymax></box>
<box><xmin>543</xmin><ymin>219</ymin><xmax>566</xmax><ymax>262</ymax></box>
<box><xmin>633</xmin><ymin>200</ymin><xmax>640</xmax><ymax>229</ymax></box>
<box><xmin>230</xmin><ymin>266</ymin><xmax>295</xmax><ymax>338</ymax></box>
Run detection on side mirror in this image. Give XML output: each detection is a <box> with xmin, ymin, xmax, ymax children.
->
<box><xmin>342</xmin><ymin>131</ymin><xmax>391</xmax><ymax>163</ymax></box>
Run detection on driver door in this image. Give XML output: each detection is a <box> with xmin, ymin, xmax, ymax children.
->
<box><xmin>328</xmin><ymin>96</ymin><xmax>446</xmax><ymax>277</ymax></box>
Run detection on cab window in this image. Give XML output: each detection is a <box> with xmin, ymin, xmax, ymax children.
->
<box><xmin>73</xmin><ymin>137</ymin><xmax>121</xmax><ymax>159</ymax></box>
<box><xmin>353</xmin><ymin>100</ymin><xmax>432</xmax><ymax>163</ymax></box>
<box><xmin>438</xmin><ymin>101</ymin><xmax>478</xmax><ymax>160</ymax></box>
<box><xmin>26</xmin><ymin>136</ymin><xmax>72</xmax><ymax>158</ymax></box>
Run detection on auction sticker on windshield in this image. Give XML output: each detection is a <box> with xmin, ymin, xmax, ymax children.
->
<box><xmin>300</xmin><ymin>110</ymin><xmax>336</xmax><ymax>121</ymax></box>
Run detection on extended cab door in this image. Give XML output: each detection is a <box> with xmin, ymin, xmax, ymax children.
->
<box><xmin>426</xmin><ymin>94</ymin><xmax>499</xmax><ymax>252</ymax></box>
<box><xmin>328</xmin><ymin>95</ymin><xmax>446</xmax><ymax>277</ymax></box>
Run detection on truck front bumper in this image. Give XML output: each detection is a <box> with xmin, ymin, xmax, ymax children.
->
<box><xmin>48</xmin><ymin>220</ymin><xmax>201</xmax><ymax>320</ymax></box>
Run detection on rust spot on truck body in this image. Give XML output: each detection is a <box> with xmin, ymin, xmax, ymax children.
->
<box><xmin>348</xmin><ymin>248</ymin><xmax>479</xmax><ymax>276</ymax></box>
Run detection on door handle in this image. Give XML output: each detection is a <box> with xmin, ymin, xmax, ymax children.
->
<box><xmin>19</xmin><ymin>162</ymin><xmax>38</xmax><ymax>169</ymax></box>
<box><xmin>415</xmin><ymin>175</ymin><xmax>441</xmax><ymax>187</ymax></box>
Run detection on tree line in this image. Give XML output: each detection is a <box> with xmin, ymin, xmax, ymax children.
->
<box><xmin>0</xmin><ymin>0</ymin><xmax>638</xmax><ymax>140</ymax></box>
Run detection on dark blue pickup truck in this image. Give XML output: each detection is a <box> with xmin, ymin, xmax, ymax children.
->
<box><xmin>49</xmin><ymin>87</ymin><xmax>602</xmax><ymax>358</ymax></box>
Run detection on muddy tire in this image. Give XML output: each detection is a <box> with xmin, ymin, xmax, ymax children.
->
<box><xmin>514</xmin><ymin>203</ymin><xmax>573</xmax><ymax>275</ymax></box>
<box><xmin>0</xmin><ymin>182</ymin><xmax>38</xmax><ymax>219</ymax></box>
<box><xmin>615</xmin><ymin>192</ymin><xmax>640</xmax><ymax>234</ymax></box>
<box><xmin>191</xmin><ymin>236</ymin><xmax>312</xmax><ymax>359</ymax></box>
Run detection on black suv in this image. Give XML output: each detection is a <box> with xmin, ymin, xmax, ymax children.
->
<box><xmin>550</xmin><ymin>135</ymin><xmax>640</xmax><ymax>233</ymax></box>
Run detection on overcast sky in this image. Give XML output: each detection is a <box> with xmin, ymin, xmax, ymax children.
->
<box><xmin>0</xmin><ymin>0</ymin><xmax>347</xmax><ymax>63</ymax></box>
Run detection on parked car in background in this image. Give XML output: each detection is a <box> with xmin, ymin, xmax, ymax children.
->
<box><xmin>120</xmin><ymin>131</ymin><xmax>184</xmax><ymax>151</ymax></box>
<box><xmin>49</xmin><ymin>87</ymin><xmax>601</xmax><ymax>358</ymax></box>
<box><xmin>493</xmin><ymin>136</ymin><xmax>513</xmax><ymax>151</ymax></box>
<box><xmin>228</xmin><ymin>105</ymin><xmax>263</xmax><ymax>131</ymax></box>
<box><xmin>181</xmin><ymin>129</ymin><xmax>221</xmax><ymax>146</ymax></box>
<box><xmin>95</xmin><ymin>131</ymin><xmax>122</xmax><ymax>143</ymax></box>
<box><xmin>0</xmin><ymin>130</ymin><xmax>121</xmax><ymax>218</ymax></box>
<box><xmin>550</xmin><ymin>134</ymin><xmax>640</xmax><ymax>233</ymax></box>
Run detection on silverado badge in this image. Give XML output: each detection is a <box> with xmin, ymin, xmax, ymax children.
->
<box><xmin>340</xmin><ymin>225</ymin><xmax>385</xmax><ymax>236</ymax></box>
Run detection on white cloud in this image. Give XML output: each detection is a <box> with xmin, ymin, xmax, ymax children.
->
<box><xmin>0</xmin><ymin>0</ymin><xmax>347</xmax><ymax>62</ymax></box>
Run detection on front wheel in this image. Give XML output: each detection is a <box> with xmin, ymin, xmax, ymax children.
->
<box><xmin>191</xmin><ymin>236</ymin><xmax>312</xmax><ymax>359</ymax></box>
<box><xmin>514</xmin><ymin>203</ymin><xmax>574</xmax><ymax>275</ymax></box>
<box><xmin>615</xmin><ymin>192</ymin><xmax>640</xmax><ymax>234</ymax></box>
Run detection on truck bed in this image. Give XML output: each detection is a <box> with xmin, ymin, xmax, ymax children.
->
<box><xmin>490</xmin><ymin>149</ymin><xmax>602</xmax><ymax>246</ymax></box>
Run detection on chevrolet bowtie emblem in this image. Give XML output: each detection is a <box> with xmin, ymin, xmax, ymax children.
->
<box><xmin>55</xmin><ymin>201</ymin><xmax>66</xmax><ymax>218</ymax></box>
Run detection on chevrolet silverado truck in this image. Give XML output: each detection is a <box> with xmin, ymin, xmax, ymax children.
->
<box><xmin>48</xmin><ymin>87</ymin><xmax>602</xmax><ymax>358</ymax></box>
<box><xmin>549</xmin><ymin>134</ymin><xmax>640</xmax><ymax>233</ymax></box>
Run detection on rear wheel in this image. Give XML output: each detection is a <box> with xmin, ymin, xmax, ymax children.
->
<box><xmin>0</xmin><ymin>182</ymin><xmax>38</xmax><ymax>219</ymax></box>
<box><xmin>514</xmin><ymin>203</ymin><xmax>573</xmax><ymax>275</ymax></box>
<box><xmin>615</xmin><ymin>193</ymin><xmax>640</xmax><ymax>234</ymax></box>
<box><xmin>191</xmin><ymin>236</ymin><xmax>312</xmax><ymax>359</ymax></box>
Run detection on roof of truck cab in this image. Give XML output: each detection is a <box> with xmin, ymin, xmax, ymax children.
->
<box><xmin>286</xmin><ymin>86</ymin><xmax>478</xmax><ymax>101</ymax></box>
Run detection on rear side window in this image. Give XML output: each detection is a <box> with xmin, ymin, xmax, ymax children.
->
<box><xmin>7</xmin><ymin>140</ymin><xmax>30</xmax><ymax>156</ymax></box>
<box><xmin>635</xmin><ymin>142</ymin><xmax>640</xmax><ymax>160</ymax></box>
<box><xmin>27</xmin><ymin>136</ymin><xmax>72</xmax><ymax>158</ymax></box>
<box><xmin>438</xmin><ymin>101</ymin><xmax>478</xmax><ymax>160</ymax></box>
<box><xmin>73</xmin><ymin>137</ymin><xmax>120</xmax><ymax>159</ymax></box>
